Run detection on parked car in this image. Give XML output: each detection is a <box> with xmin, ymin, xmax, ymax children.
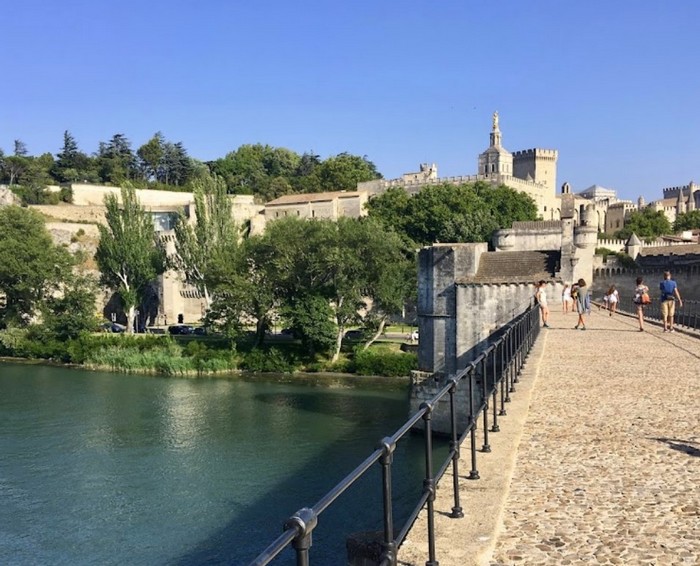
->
<box><xmin>192</xmin><ymin>327</ymin><xmax>208</xmax><ymax>336</ymax></box>
<box><xmin>168</xmin><ymin>325</ymin><xmax>194</xmax><ymax>335</ymax></box>
<box><xmin>100</xmin><ymin>322</ymin><xmax>126</xmax><ymax>333</ymax></box>
<box><xmin>344</xmin><ymin>329</ymin><xmax>364</xmax><ymax>341</ymax></box>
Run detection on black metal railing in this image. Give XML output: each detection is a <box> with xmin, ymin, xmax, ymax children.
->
<box><xmin>615</xmin><ymin>297</ymin><xmax>700</xmax><ymax>331</ymax></box>
<box><xmin>250</xmin><ymin>305</ymin><xmax>541</xmax><ymax>566</ymax></box>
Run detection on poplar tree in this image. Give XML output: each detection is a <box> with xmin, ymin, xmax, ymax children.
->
<box><xmin>172</xmin><ymin>175</ymin><xmax>238</xmax><ymax>310</ymax></box>
<box><xmin>95</xmin><ymin>187</ymin><xmax>166</xmax><ymax>333</ymax></box>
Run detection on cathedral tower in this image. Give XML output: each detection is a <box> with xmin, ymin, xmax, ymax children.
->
<box><xmin>478</xmin><ymin>111</ymin><xmax>513</xmax><ymax>177</ymax></box>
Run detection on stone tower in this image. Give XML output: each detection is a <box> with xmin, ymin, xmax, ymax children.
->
<box><xmin>478</xmin><ymin>111</ymin><xmax>514</xmax><ymax>177</ymax></box>
<box><xmin>688</xmin><ymin>181</ymin><xmax>697</xmax><ymax>212</ymax></box>
<box><xmin>676</xmin><ymin>188</ymin><xmax>686</xmax><ymax>215</ymax></box>
<box><xmin>512</xmin><ymin>148</ymin><xmax>558</xmax><ymax>194</ymax></box>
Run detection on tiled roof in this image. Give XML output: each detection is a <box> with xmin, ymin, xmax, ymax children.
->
<box><xmin>510</xmin><ymin>220</ymin><xmax>562</xmax><ymax>231</ymax></box>
<box><xmin>458</xmin><ymin>250</ymin><xmax>560</xmax><ymax>283</ymax></box>
<box><xmin>639</xmin><ymin>244</ymin><xmax>700</xmax><ymax>257</ymax></box>
<box><xmin>266</xmin><ymin>191</ymin><xmax>365</xmax><ymax>206</ymax></box>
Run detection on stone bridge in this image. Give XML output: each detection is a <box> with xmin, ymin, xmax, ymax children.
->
<box><xmin>398</xmin><ymin>305</ymin><xmax>700</xmax><ymax>565</ymax></box>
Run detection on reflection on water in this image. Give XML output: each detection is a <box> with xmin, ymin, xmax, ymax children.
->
<box><xmin>0</xmin><ymin>363</ymin><xmax>432</xmax><ymax>565</ymax></box>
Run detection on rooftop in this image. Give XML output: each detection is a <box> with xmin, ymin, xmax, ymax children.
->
<box><xmin>265</xmin><ymin>190</ymin><xmax>366</xmax><ymax>206</ymax></box>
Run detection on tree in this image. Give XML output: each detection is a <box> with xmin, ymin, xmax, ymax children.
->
<box><xmin>313</xmin><ymin>152</ymin><xmax>381</xmax><ymax>191</ymax></box>
<box><xmin>173</xmin><ymin>175</ymin><xmax>238</xmax><ymax>309</ymax></box>
<box><xmin>54</xmin><ymin>131</ymin><xmax>91</xmax><ymax>183</ymax></box>
<box><xmin>364</xmin><ymin>186</ymin><xmax>412</xmax><ymax>241</ymax></box>
<box><xmin>137</xmin><ymin>132</ymin><xmax>165</xmax><ymax>182</ymax></box>
<box><xmin>367</xmin><ymin>182</ymin><xmax>538</xmax><ymax>246</ymax></box>
<box><xmin>19</xmin><ymin>153</ymin><xmax>55</xmax><ymax>204</ymax></box>
<box><xmin>97</xmin><ymin>134</ymin><xmax>137</xmax><ymax>184</ymax></box>
<box><xmin>13</xmin><ymin>140</ymin><xmax>28</xmax><ymax>157</ymax></box>
<box><xmin>209</xmin><ymin>144</ymin><xmax>295</xmax><ymax>197</ymax></box>
<box><xmin>673</xmin><ymin>210</ymin><xmax>700</xmax><ymax>232</ymax></box>
<box><xmin>0</xmin><ymin>206</ymin><xmax>73</xmax><ymax>327</ymax></box>
<box><xmin>160</xmin><ymin>141</ymin><xmax>193</xmax><ymax>186</ymax></box>
<box><xmin>614</xmin><ymin>208</ymin><xmax>671</xmax><ymax>241</ymax></box>
<box><xmin>356</xmin><ymin>222</ymin><xmax>415</xmax><ymax>349</ymax></box>
<box><xmin>95</xmin><ymin>187</ymin><xmax>166</xmax><ymax>333</ymax></box>
<box><xmin>2</xmin><ymin>155</ymin><xmax>29</xmax><ymax>187</ymax></box>
<box><xmin>206</xmin><ymin>235</ymin><xmax>276</xmax><ymax>343</ymax></box>
<box><xmin>474</xmin><ymin>181</ymin><xmax>539</xmax><ymax>227</ymax></box>
<box><xmin>41</xmin><ymin>273</ymin><xmax>99</xmax><ymax>340</ymax></box>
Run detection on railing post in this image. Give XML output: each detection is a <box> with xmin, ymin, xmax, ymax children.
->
<box><xmin>283</xmin><ymin>507</ymin><xmax>318</xmax><ymax>566</ymax></box>
<box><xmin>420</xmin><ymin>402</ymin><xmax>439</xmax><ymax>566</ymax></box>
<box><xmin>378</xmin><ymin>437</ymin><xmax>397</xmax><ymax>566</ymax></box>
<box><xmin>447</xmin><ymin>379</ymin><xmax>464</xmax><ymax>519</ymax></box>
<box><xmin>481</xmin><ymin>355</ymin><xmax>491</xmax><ymax>452</ymax></box>
<box><xmin>500</xmin><ymin>335</ymin><xmax>509</xmax><ymax>411</ymax></box>
<box><xmin>491</xmin><ymin>345</ymin><xmax>500</xmax><ymax>432</ymax></box>
<box><xmin>515</xmin><ymin>321</ymin><xmax>522</xmax><ymax>381</ymax></box>
<box><xmin>467</xmin><ymin>363</ymin><xmax>480</xmax><ymax>480</ymax></box>
<box><xmin>508</xmin><ymin>329</ymin><xmax>516</xmax><ymax>394</ymax></box>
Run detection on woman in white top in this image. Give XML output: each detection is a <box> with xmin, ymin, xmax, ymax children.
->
<box><xmin>606</xmin><ymin>285</ymin><xmax>619</xmax><ymax>316</ymax></box>
<box><xmin>633</xmin><ymin>277</ymin><xmax>649</xmax><ymax>331</ymax></box>
<box><xmin>561</xmin><ymin>284</ymin><xmax>572</xmax><ymax>314</ymax></box>
<box><xmin>535</xmin><ymin>280</ymin><xmax>550</xmax><ymax>328</ymax></box>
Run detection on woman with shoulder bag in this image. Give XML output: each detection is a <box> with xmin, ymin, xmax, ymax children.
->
<box><xmin>633</xmin><ymin>276</ymin><xmax>650</xmax><ymax>332</ymax></box>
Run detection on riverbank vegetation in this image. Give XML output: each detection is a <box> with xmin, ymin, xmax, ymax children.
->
<box><xmin>1</xmin><ymin>137</ymin><xmax>539</xmax><ymax>379</ymax></box>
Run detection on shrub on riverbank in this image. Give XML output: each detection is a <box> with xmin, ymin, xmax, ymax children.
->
<box><xmin>82</xmin><ymin>337</ymin><xmax>237</xmax><ymax>376</ymax></box>
<box><xmin>351</xmin><ymin>347</ymin><xmax>417</xmax><ymax>377</ymax></box>
<box><xmin>240</xmin><ymin>347</ymin><xmax>300</xmax><ymax>373</ymax></box>
<box><xmin>0</xmin><ymin>325</ymin><xmax>416</xmax><ymax>378</ymax></box>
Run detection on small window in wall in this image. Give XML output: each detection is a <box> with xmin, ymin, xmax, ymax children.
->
<box><xmin>491</xmin><ymin>163</ymin><xmax>495</xmax><ymax>173</ymax></box>
<box><xmin>297</xmin><ymin>210</ymin><xmax>300</xmax><ymax>216</ymax></box>
<box><xmin>544</xmin><ymin>206</ymin><xmax>547</xmax><ymax>212</ymax></box>
<box><xmin>275</xmin><ymin>212</ymin><xmax>279</xmax><ymax>218</ymax></box>
<box><xmin>616</xmin><ymin>220</ymin><xmax>620</xmax><ymax>228</ymax></box>
<box><xmin>312</xmin><ymin>210</ymin><xmax>315</xmax><ymax>218</ymax></box>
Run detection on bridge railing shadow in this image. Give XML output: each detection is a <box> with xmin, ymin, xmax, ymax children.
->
<box><xmin>250</xmin><ymin>305</ymin><xmax>541</xmax><ymax>566</ymax></box>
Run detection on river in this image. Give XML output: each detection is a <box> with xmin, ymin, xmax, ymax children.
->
<box><xmin>0</xmin><ymin>362</ymin><xmax>438</xmax><ymax>565</ymax></box>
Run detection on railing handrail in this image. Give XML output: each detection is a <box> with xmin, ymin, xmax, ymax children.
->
<box><xmin>249</xmin><ymin>305</ymin><xmax>541</xmax><ymax>565</ymax></box>
<box><xmin>610</xmin><ymin>294</ymin><xmax>700</xmax><ymax>333</ymax></box>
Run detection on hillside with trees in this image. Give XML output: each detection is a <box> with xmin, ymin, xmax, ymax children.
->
<box><xmin>0</xmin><ymin>133</ymin><xmax>382</xmax><ymax>205</ymax></box>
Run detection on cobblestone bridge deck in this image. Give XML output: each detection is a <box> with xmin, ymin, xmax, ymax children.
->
<box><xmin>398</xmin><ymin>307</ymin><xmax>699</xmax><ymax>566</ymax></box>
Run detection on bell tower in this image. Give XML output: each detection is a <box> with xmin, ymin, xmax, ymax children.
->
<box><xmin>478</xmin><ymin>111</ymin><xmax>513</xmax><ymax>177</ymax></box>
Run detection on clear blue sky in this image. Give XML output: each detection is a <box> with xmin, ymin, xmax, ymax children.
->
<box><xmin>3</xmin><ymin>0</ymin><xmax>699</xmax><ymax>202</ymax></box>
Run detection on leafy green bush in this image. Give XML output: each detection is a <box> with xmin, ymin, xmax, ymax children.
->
<box><xmin>305</xmin><ymin>358</ymin><xmax>352</xmax><ymax>373</ymax></box>
<box><xmin>614</xmin><ymin>252</ymin><xmax>637</xmax><ymax>269</ymax></box>
<box><xmin>241</xmin><ymin>347</ymin><xmax>299</xmax><ymax>373</ymax></box>
<box><xmin>595</xmin><ymin>247</ymin><xmax>614</xmax><ymax>261</ymax></box>
<box><xmin>352</xmin><ymin>347</ymin><xmax>417</xmax><ymax>377</ymax></box>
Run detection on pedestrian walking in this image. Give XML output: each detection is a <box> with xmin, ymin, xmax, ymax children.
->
<box><xmin>633</xmin><ymin>276</ymin><xmax>650</xmax><ymax>332</ymax></box>
<box><xmin>562</xmin><ymin>283</ymin><xmax>572</xmax><ymax>314</ymax></box>
<box><xmin>606</xmin><ymin>285</ymin><xmax>619</xmax><ymax>316</ymax></box>
<box><xmin>573</xmin><ymin>278</ymin><xmax>590</xmax><ymax>330</ymax></box>
<box><xmin>535</xmin><ymin>280</ymin><xmax>550</xmax><ymax>328</ymax></box>
<box><xmin>659</xmin><ymin>271</ymin><xmax>683</xmax><ymax>332</ymax></box>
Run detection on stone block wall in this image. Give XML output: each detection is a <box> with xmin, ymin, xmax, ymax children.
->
<box><xmin>417</xmin><ymin>244</ymin><xmax>486</xmax><ymax>377</ymax></box>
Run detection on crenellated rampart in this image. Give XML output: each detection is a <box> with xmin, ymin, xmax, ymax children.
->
<box><xmin>512</xmin><ymin>148</ymin><xmax>558</xmax><ymax>160</ymax></box>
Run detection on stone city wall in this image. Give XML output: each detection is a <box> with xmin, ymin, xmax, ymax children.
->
<box><xmin>592</xmin><ymin>265</ymin><xmax>700</xmax><ymax>303</ymax></box>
